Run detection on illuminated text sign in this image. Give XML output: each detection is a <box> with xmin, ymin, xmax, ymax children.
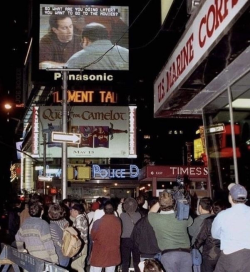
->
<box><xmin>53</xmin><ymin>90</ymin><xmax>117</xmax><ymax>104</ymax></box>
<box><xmin>93</xmin><ymin>164</ymin><xmax>139</xmax><ymax>179</ymax></box>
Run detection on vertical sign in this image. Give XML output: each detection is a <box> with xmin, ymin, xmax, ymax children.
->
<box><xmin>32</xmin><ymin>106</ymin><xmax>39</xmax><ymax>157</ymax></box>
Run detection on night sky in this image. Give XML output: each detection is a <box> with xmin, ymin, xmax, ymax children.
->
<box><xmin>0</xmin><ymin>0</ymin><xmax>202</xmax><ymax>202</ymax></box>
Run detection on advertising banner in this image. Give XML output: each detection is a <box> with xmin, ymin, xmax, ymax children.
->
<box><xmin>38</xmin><ymin>106</ymin><xmax>136</xmax><ymax>158</ymax></box>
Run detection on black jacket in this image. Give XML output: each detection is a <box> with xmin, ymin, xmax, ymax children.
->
<box><xmin>131</xmin><ymin>215</ymin><xmax>160</xmax><ymax>258</ymax></box>
<box><xmin>193</xmin><ymin>215</ymin><xmax>221</xmax><ymax>261</ymax></box>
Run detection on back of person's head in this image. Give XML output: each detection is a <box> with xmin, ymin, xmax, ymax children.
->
<box><xmin>70</xmin><ymin>199</ymin><xmax>80</xmax><ymax>207</ymax></box>
<box><xmin>70</xmin><ymin>203</ymin><xmax>85</xmax><ymax>214</ymax></box>
<box><xmin>49</xmin><ymin>14</ymin><xmax>72</xmax><ymax>29</ymax></box>
<box><xmin>48</xmin><ymin>203</ymin><xmax>66</xmax><ymax>220</ymax></box>
<box><xmin>104</xmin><ymin>201</ymin><xmax>114</xmax><ymax>215</ymax></box>
<box><xmin>123</xmin><ymin>197</ymin><xmax>138</xmax><ymax>213</ymax></box>
<box><xmin>199</xmin><ymin>197</ymin><xmax>213</xmax><ymax>212</ymax></box>
<box><xmin>148</xmin><ymin>197</ymin><xmax>159</xmax><ymax>209</ymax></box>
<box><xmin>212</xmin><ymin>199</ymin><xmax>226</xmax><ymax>215</ymax></box>
<box><xmin>99</xmin><ymin>197</ymin><xmax>108</xmax><ymax>209</ymax></box>
<box><xmin>29</xmin><ymin>202</ymin><xmax>44</xmax><ymax>218</ymax></box>
<box><xmin>136</xmin><ymin>195</ymin><xmax>145</xmax><ymax>207</ymax></box>
<box><xmin>159</xmin><ymin>191</ymin><xmax>174</xmax><ymax>211</ymax></box>
<box><xmin>143</xmin><ymin>259</ymin><xmax>163</xmax><ymax>272</ymax></box>
<box><xmin>82</xmin><ymin>22</ymin><xmax>109</xmax><ymax>42</ymax></box>
<box><xmin>29</xmin><ymin>193</ymin><xmax>43</xmax><ymax>205</ymax></box>
<box><xmin>91</xmin><ymin>201</ymin><xmax>100</xmax><ymax>211</ymax></box>
<box><xmin>62</xmin><ymin>198</ymin><xmax>71</xmax><ymax>207</ymax></box>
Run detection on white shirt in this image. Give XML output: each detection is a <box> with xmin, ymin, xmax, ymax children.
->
<box><xmin>212</xmin><ymin>203</ymin><xmax>250</xmax><ymax>254</ymax></box>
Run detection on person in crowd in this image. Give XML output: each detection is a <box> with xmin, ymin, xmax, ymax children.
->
<box><xmin>136</xmin><ymin>195</ymin><xmax>148</xmax><ymax>217</ymax></box>
<box><xmin>188</xmin><ymin>197</ymin><xmax>213</xmax><ymax>246</ymax></box>
<box><xmin>8</xmin><ymin>199</ymin><xmax>22</xmax><ymax>245</ymax></box>
<box><xmin>139</xmin><ymin>259</ymin><xmax>164</xmax><ymax>272</ymax></box>
<box><xmin>93</xmin><ymin>197</ymin><xmax>108</xmax><ymax>222</ymax></box>
<box><xmin>69</xmin><ymin>199</ymin><xmax>80</xmax><ymax>224</ymax></box>
<box><xmin>15</xmin><ymin>201</ymin><xmax>58</xmax><ymax>264</ymax></box>
<box><xmin>117</xmin><ymin>198</ymin><xmax>125</xmax><ymax>216</ymax></box>
<box><xmin>70</xmin><ymin>203</ymin><xmax>89</xmax><ymax>272</ymax></box>
<box><xmin>212</xmin><ymin>183</ymin><xmax>250</xmax><ymax>271</ymax></box>
<box><xmin>90</xmin><ymin>201</ymin><xmax>122</xmax><ymax>272</ymax></box>
<box><xmin>61</xmin><ymin>198</ymin><xmax>72</xmax><ymax>225</ymax></box>
<box><xmin>86</xmin><ymin>201</ymin><xmax>99</xmax><ymax>265</ymax></box>
<box><xmin>131</xmin><ymin>197</ymin><xmax>161</xmax><ymax>261</ymax></box>
<box><xmin>48</xmin><ymin>203</ymin><xmax>70</xmax><ymax>268</ymax></box>
<box><xmin>88</xmin><ymin>202</ymin><xmax>99</xmax><ymax>232</ymax></box>
<box><xmin>66</xmin><ymin>22</ymin><xmax>128</xmax><ymax>70</ymax></box>
<box><xmin>19</xmin><ymin>193</ymin><xmax>44</xmax><ymax>227</ymax></box>
<box><xmin>148</xmin><ymin>191</ymin><xmax>193</xmax><ymax>272</ymax></box>
<box><xmin>39</xmin><ymin>14</ymin><xmax>82</xmax><ymax>69</ymax></box>
<box><xmin>120</xmin><ymin>197</ymin><xmax>141</xmax><ymax>272</ymax></box>
<box><xmin>193</xmin><ymin>200</ymin><xmax>226</xmax><ymax>272</ymax></box>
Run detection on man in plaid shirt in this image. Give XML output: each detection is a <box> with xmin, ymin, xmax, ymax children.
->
<box><xmin>70</xmin><ymin>203</ymin><xmax>89</xmax><ymax>272</ymax></box>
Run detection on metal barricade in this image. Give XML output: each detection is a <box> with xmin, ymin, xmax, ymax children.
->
<box><xmin>0</xmin><ymin>243</ymin><xmax>69</xmax><ymax>272</ymax></box>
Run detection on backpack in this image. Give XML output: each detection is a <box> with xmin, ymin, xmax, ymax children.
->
<box><xmin>61</xmin><ymin>226</ymin><xmax>82</xmax><ymax>258</ymax></box>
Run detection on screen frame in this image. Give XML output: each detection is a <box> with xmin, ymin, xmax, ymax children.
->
<box><xmin>32</xmin><ymin>0</ymin><xmax>130</xmax><ymax>82</ymax></box>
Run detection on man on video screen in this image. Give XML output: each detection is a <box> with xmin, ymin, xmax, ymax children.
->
<box><xmin>66</xmin><ymin>22</ymin><xmax>129</xmax><ymax>70</ymax></box>
<box><xmin>39</xmin><ymin>14</ymin><xmax>82</xmax><ymax>69</ymax></box>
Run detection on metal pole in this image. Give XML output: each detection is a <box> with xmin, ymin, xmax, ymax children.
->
<box><xmin>43</xmin><ymin>133</ymin><xmax>47</xmax><ymax>195</ymax></box>
<box><xmin>46</xmin><ymin>67</ymin><xmax>82</xmax><ymax>199</ymax></box>
<box><xmin>227</xmin><ymin>86</ymin><xmax>239</xmax><ymax>184</ymax></box>
<box><xmin>62</xmin><ymin>71</ymin><xmax>68</xmax><ymax>199</ymax></box>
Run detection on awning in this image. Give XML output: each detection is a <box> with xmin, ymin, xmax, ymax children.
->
<box><xmin>154</xmin><ymin>0</ymin><xmax>250</xmax><ymax>118</ymax></box>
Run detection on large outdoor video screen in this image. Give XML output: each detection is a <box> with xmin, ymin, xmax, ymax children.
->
<box><xmin>39</xmin><ymin>4</ymin><xmax>129</xmax><ymax>71</ymax></box>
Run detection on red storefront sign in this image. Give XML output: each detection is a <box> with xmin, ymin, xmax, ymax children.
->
<box><xmin>141</xmin><ymin>165</ymin><xmax>208</xmax><ymax>179</ymax></box>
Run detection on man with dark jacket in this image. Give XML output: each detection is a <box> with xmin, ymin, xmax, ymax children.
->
<box><xmin>131</xmin><ymin>198</ymin><xmax>160</xmax><ymax>260</ymax></box>
<box><xmin>193</xmin><ymin>200</ymin><xmax>226</xmax><ymax>272</ymax></box>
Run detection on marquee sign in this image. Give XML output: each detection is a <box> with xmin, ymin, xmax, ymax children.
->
<box><xmin>53</xmin><ymin>90</ymin><xmax>117</xmax><ymax>104</ymax></box>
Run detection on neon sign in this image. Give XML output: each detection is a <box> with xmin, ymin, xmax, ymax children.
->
<box><xmin>92</xmin><ymin>164</ymin><xmax>139</xmax><ymax>179</ymax></box>
<box><xmin>53</xmin><ymin>90</ymin><xmax>117</xmax><ymax>103</ymax></box>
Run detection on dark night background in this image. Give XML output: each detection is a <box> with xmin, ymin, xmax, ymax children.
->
<box><xmin>0</xmin><ymin>0</ymin><xmax>202</xmax><ymax>203</ymax></box>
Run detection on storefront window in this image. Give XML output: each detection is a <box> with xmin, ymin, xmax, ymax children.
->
<box><xmin>203</xmin><ymin>72</ymin><xmax>250</xmax><ymax>198</ymax></box>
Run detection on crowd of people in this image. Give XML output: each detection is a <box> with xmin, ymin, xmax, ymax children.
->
<box><xmin>2</xmin><ymin>182</ymin><xmax>250</xmax><ymax>272</ymax></box>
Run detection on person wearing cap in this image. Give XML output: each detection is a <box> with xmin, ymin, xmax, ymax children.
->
<box><xmin>70</xmin><ymin>203</ymin><xmax>89</xmax><ymax>272</ymax></box>
<box><xmin>212</xmin><ymin>183</ymin><xmax>250</xmax><ymax>271</ymax></box>
<box><xmin>120</xmin><ymin>197</ymin><xmax>141</xmax><ymax>272</ymax></box>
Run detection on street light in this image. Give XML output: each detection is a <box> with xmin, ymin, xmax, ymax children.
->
<box><xmin>4</xmin><ymin>103</ymin><xmax>12</xmax><ymax>110</ymax></box>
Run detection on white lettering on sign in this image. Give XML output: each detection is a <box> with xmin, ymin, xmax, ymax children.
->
<box><xmin>154</xmin><ymin>0</ymin><xmax>247</xmax><ymax>115</ymax></box>
<box><xmin>32</xmin><ymin>106</ymin><xmax>39</xmax><ymax>156</ymax></box>
<box><xmin>54</xmin><ymin>72</ymin><xmax>113</xmax><ymax>81</ymax></box>
<box><xmin>129</xmin><ymin>106</ymin><xmax>137</xmax><ymax>157</ymax></box>
<box><xmin>170</xmin><ymin>166</ymin><xmax>208</xmax><ymax>176</ymax></box>
<box><xmin>92</xmin><ymin>164</ymin><xmax>139</xmax><ymax>179</ymax></box>
<box><xmin>42</xmin><ymin>108</ymin><xmax>127</xmax><ymax>121</ymax></box>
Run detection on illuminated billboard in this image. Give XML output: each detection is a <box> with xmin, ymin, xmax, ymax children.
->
<box><xmin>39</xmin><ymin>3</ymin><xmax>129</xmax><ymax>71</ymax></box>
<box><xmin>36</xmin><ymin>106</ymin><xmax>136</xmax><ymax>158</ymax></box>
